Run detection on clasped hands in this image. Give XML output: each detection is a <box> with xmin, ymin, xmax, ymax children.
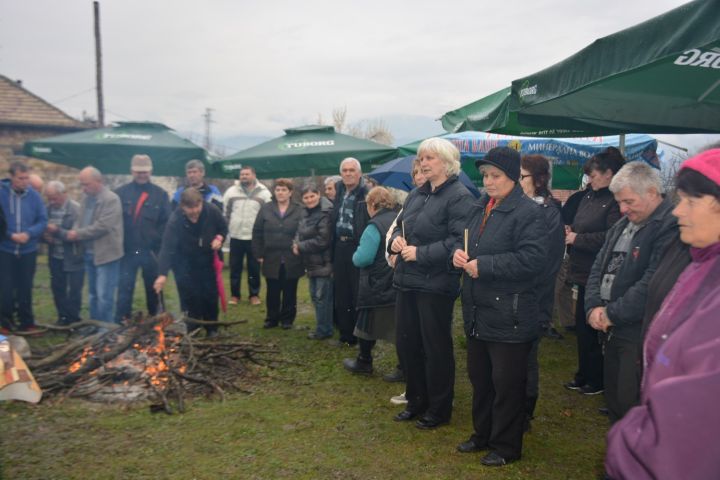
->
<box><xmin>587</xmin><ymin>306</ymin><xmax>613</xmax><ymax>332</ymax></box>
<box><xmin>390</xmin><ymin>236</ymin><xmax>417</xmax><ymax>262</ymax></box>
<box><xmin>452</xmin><ymin>249</ymin><xmax>478</xmax><ymax>278</ymax></box>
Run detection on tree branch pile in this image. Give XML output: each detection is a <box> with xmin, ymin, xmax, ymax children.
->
<box><xmin>27</xmin><ymin>313</ymin><xmax>280</xmax><ymax>413</ymax></box>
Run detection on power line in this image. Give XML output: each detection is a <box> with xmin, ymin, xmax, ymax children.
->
<box><xmin>51</xmin><ymin>87</ymin><xmax>96</xmax><ymax>105</ymax></box>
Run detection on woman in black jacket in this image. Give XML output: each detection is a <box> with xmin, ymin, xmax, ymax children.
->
<box><xmin>452</xmin><ymin>147</ymin><xmax>547</xmax><ymax>467</ymax></box>
<box><xmin>389</xmin><ymin>137</ymin><xmax>473</xmax><ymax>430</ymax></box>
<box><xmin>519</xmin><ymin>155</ymin><xmax>565</xmax><ymax>431</ymax></box>
<box><xmin>252</xmin><ymin>179</ymin><xmax>304</xmax><ymax>329</ymax></box>
<box><xmin>564</xmin><ymin>148</ymin><xmax>624</xmax><ymax>395</ymax></box>
<box><xmin>293</xmin><ymin>183</ymin><xmax>333</xmax><ymax>339</ymax></box>
<box><xmin>153</xmin><ymin>188</ymin><xmax>227</xmax><ymax>337</ymax></box>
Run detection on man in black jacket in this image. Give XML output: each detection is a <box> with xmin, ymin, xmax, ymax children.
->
<box><xmin>330</xmin><ymin>158</ymin><xmax>370</xmax><ymax>345</ymax></box>
<box><xmin>115</xmin><ymin>155</ymin><xmax>171</xmax><ymax>321</ymax></box>
<box><xmin>585</xmin><ymin>162</ymin><xmax>676</xmax><ymax>423</ymax></box>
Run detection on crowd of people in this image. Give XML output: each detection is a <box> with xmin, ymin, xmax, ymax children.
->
<box><xmin>1</xmin><ymin>139</ymin><xmax>719</xmax><ymax>476</ymax></box>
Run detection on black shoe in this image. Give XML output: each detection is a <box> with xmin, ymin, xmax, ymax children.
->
<box><xmin>564</xmin><ymin>379</ymin><xmax>583</xmax><ymax>391</ymax></box>
<box><xmin>206</xmin><ymin>330</ymin><xmax>219</xmax><ymax>339</ymax></box>
<box><xmin>342</xmin><ymin>358</ymin><xmax>373</xmax><ymax>375</ymax></box>
<box><xmin>457</xmin><ymin>438</ymin><xmax>485</xmax><ymax>453</ymax></box>
<box><xmin>263</xmin><ymin>321</ymin><xmax>278</xmax><ymax>329</ymax></box>
<box><xmin>415</xmin><ymin>414</ymin><xmax>448</xmax><ymax>430</ymax></box>
<box><xmin>480</xmin><ymin>451</ymin><xmax>510</xmax><ymax>467</ymax></box>
<box><xmin>579</xmin><ymin>384</ymin><xmax>604</xmax><ymax>396</ymax></box>
<box><xmin>382</xmin><ymin>368</ymin><xmax>405</xmax><ymax>383</ymax></box>
<box><xmin>281</xmin><ymin>323</ymin><xmax>293</xmax><ymax>330</ymax></box>
<box><xmin>393</xmin><ymin>410</ymin><xmax>419</xmax><ymax>422</ymax></box>
<box><xmin>598</xmin><ymin>407</ymin><xmax>609</xmax><ymax>416</ymax></box>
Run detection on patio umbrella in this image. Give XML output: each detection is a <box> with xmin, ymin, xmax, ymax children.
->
<box><xmin>213</xmin><ymin>125</ymin><xmax>398</xmax><ymax>179</ymax></box>
<box><xmin>23</xmin><ymin>122</ymin><xmax>213</xmax><ymax>176</ymax></box>
<box><xmin>440</xmin><ymin>87</ymin><xmax>603</xmax><ymax>137</ymax></box>
<box><xmin>511</xmin><ymin>0</ymin><xmax>720</xmax><ymax>135</ymax></box>
<box><xmin>369</xmin><ymin>155</ymin><xmax>480</xmax><ymax>197</ymax></box>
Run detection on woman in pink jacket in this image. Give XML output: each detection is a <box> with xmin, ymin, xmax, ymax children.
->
<box><xmin>605</xmin><ymin>148</ymin><xmax>720</xmax><ymax>479</ymax></box>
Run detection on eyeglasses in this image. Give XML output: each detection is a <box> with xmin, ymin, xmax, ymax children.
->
<box><xmin>520</xmin><ymin>174</ymin><xmax>533</xmax><ymax>181</ymax></box>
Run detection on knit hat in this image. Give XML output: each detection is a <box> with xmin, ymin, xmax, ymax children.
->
<box><xmin>475</xmin><ymin>146</ymin><xmax>521</xmax><ymax>182</ymax></box>
<box><xmin>681</xmin><ymin>148</ymin><xmax>720</xmax><ymax>187</ymax></box>
<box><xmin>131</xmin><ymin>154</ymin><xmax>153</xmax><ymax>172</ymax></box>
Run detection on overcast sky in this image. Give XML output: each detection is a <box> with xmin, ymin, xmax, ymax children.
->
<box><xmin>1</xmin><ymin>0</ymin><xmax>714</xmax><ymax>152</ymax></box>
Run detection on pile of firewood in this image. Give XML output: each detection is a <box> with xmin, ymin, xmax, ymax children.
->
<box><xmin>26</xmin><ymin>313</ymin><xmax>280</xmax><ymax>414</ymax></box>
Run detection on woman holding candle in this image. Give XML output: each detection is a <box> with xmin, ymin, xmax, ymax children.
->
<box><xmin>388</xmin><ymin>138</ymin><xmax>473</xmax><ymax>430</ymax></box>
<box><xmin>452</xmin><ymin>147</ymin><xmax>547</xmax><ymax>467</ymax></box>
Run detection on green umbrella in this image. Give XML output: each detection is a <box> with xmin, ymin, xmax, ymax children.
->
<box><xmin>441</xmin><ymin>87</ymin><xmax>600</xmax><ymax>137</ymax></box>
<box><xmin>23</xmin><ymin>121</ymin><xmax>213</xmax><ymax>176</ymax></box>
<box><xmin>512</xmin><ymin>0</ymin><xmax>720</xmax><ymax>134</ymax></box>
<box><xmin>213</xmin><ymin>125</ymin><xmax>398</xmax><ymax>179</ymax></box>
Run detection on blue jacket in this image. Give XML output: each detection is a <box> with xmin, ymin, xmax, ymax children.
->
<box><xmin>0</xmin><ymin>179</ymin><xmax>47</xmax><ymax>255</ymax></box>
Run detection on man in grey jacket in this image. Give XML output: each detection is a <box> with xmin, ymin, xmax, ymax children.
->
<box><xmin>585</xmin><ymin>162</ymin><xmax>676</xmax><ymax>423</ymax></box>
<box><xmin>66</xmin><ymin>167</ymin><xmax>124</xmax><ymax>323</ymax></box>
<box><xmin>44</xmin><ymin>181</ymin><xmax>84</xmax><ymax>325</ymax></box>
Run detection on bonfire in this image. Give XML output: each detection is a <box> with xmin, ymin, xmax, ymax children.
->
<box><xmin>26</xmin><ymin>313</ymin><xmax>279</xmax><ymax>413</ymax></box>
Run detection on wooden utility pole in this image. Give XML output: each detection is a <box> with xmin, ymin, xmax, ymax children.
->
<box><xmin>94</xmin><ymin>1</ymin><xmax>105</xmax><ymax>126</ymax></box>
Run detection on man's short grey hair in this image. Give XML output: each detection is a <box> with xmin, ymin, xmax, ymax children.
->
<box><xmin>417</xmin><ymin>138</ymin><xmax>461</xmax><ymax>177</ymax></box>
<box><xmin>609</xmin><ymin>161</ymin><xmax>664</xmax><ymax>195</ymax></box>
<box><xmin>339</xmin><ymin>157</ymin><xmax>361</xmax><ymax>173</ymax></box>
<box><xmin>324</xmin><ymin>175</ymin><xmax>341</xmax><ymax>186</ymax></box>
<box><xmin>185</xmin><ymin>159</ymin><xmax>205</xmax><ymax>172</ymax></box>
<box><xmin>46</xmin><ymin>180</ymin><xmax>66</xmax><ymax>194</ymax></box>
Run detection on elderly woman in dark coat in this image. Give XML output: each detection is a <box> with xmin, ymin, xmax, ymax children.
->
<box><xmin>452</xmin><ymin>147</ymin><xmax>547</xmax><ymax>467</ymax></box>
<box><xmin>252</xmin><ymin>179</ymin><xmax>304</xmax><ymax>329</ymax></box>
<box><xmin>293</xmin><ymin>183</ymin><xmax>333</xmax><ymax>339</ymax></box>
<box><xmin>388</xmin><ymin>137</ymin><xmax>473</xmax><ymax>430</ymax></box>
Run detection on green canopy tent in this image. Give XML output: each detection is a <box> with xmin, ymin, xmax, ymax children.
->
<box><xmin>440</xmin><ymin>87</ymin><xmax>606</xmax><ymax>137</ymax></box>
<box><xmin>511</xmin><ymin>0</ymin><xmax>720</xmax><ymax>134</ymax></box>
<box><xmin>213</xmin><ymin>125</ymin><xmax>398</xmax><ymax>179</ymax></box>
<box><xmin>23</xmin><ymin>122</ymin><xmax>213</xmax><ymax>177</ymax></box>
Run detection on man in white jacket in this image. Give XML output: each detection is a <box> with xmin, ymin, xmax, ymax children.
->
<box><xmin>223</xmin><ymin>166</ymin><xmax>272</xmax><ymax>305</ymax></box>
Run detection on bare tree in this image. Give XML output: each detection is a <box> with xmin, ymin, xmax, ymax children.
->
<box><xmin>322</xmin><ymin>106</ymin><xmax>394</xmax><ymax>146</ymax></box>
<box><xmin>332</xmin><ymin>106</ymin><xmax>348</xmax><ymax>133</ymax></box>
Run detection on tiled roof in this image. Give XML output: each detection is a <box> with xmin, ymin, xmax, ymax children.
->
<box><xmin>0</xmin><ymin>74</ymin><xmax>86</xmax><ymax>129</ymax></box>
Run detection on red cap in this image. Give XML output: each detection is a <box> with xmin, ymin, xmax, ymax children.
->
<box><xmin>681</xmin><ymin>148</ymin><xmax>720</xmax><ymax>187</ymax></box>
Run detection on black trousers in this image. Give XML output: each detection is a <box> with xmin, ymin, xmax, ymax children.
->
<box><xmin>116</xmin><ymin>250</ymin><xmax>159</xmax><ymax>321</ymax></box>
<box><xmin>604</xmin><ymin>335</ymin><xmax>641</xmax><ymax>424</ymax></box>
<box><xmin>229</xmin><ymin>239</ymin><xmax>260</xmax><ymax>298</ymax></box>
<box><xmin>265</xmin><ymin>265</ymin><xmax>299</xmax><ymax>327</ymax></box>
<box><xmin>574</xmin><ymin>285</ymin><xmax>604</xmax><ymax>389</ymax></box>
<box><xmin>333</xmin><ymin>241</ymin><xmax>360</xmax><ymax>344</ymax></box>
<box><xmin>525</xmin><ymin>337</ymin><xmax>541</xmax><ymax>419</ymax></box>
<box><xmin>468</xmin><ymin>338</ymin><xmax>533</xmax><ymax>461</ymax></box>
<box><xmin>0</xmin><ymin>250</ymin><xmax>37</xmax><ymax>329</ymax></box>
<box><xmin>49</xmin><ymin>257</ymin><xmax>84</xmax><ymax>324</ymax></box>
<box><xmin>176</xmin><ymin>264</ymin><xmax>218</xmax><ymax>333</ymax></box>
<box><xmin>396</xmin><ymin>290</ymin><xmax>455</xmax><ymax>422</ymax></box>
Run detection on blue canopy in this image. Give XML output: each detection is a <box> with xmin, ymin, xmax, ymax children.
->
<box><xmin>369</xmin><ymin>155</ymin><xmax>481</xmax><ymax>198</ymax></box>
<box><xmin>398</xmin><ymin>132</ymin><xmax>662</xmax><ymax>189</ymax></box>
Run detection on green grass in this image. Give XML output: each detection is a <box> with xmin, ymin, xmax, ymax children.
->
<box><xmin>1</xmin><ymin>258</ymin><xmax>608</xmax><ymax>479</ymax></box>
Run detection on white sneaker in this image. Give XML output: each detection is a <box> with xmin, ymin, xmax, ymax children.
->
<box><xmin>390</xmin><ymin>392</ymin><xmax>407</xmax><ymax>405</ymax></box>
